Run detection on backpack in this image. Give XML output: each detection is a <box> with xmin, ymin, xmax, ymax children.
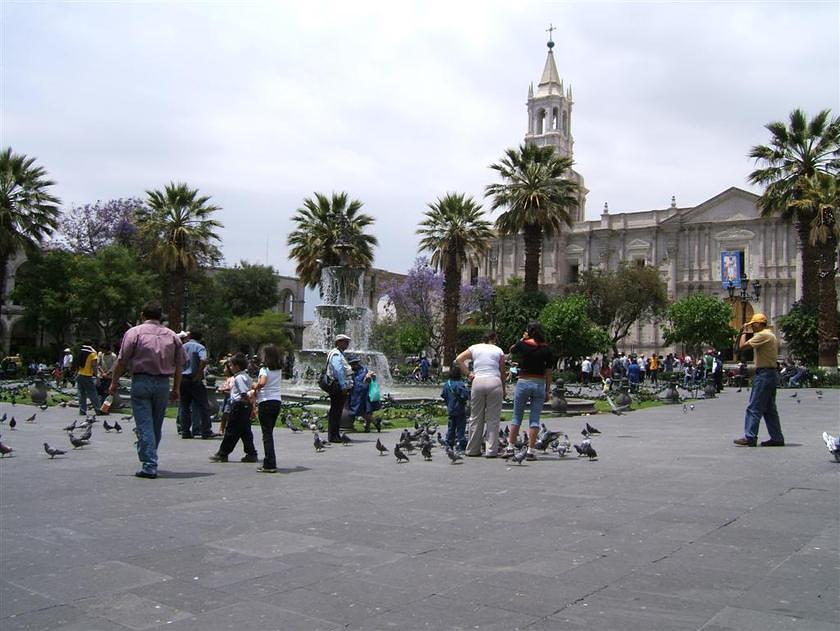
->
<box><xmin>318</xmin><ymin>350</ymin><xmax>341</xmax><ymax>395</ymax></box>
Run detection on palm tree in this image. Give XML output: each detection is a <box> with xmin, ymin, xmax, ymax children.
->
<box><xmin>790</xmin><ymin>172</ymin><xmax>839</xmax><ymax>367</ymax></box>
<box><xmin>0</xmin><ymin>147</ymin><xmax>61</xmax><ymax>303</ymax></box>
<box><xmin>748</xmin><ymin>109</ymin><xmax>840</xmax><ymax>312</ymax></box>
<box><xmin>417</xmin><ymin>193</ymin><xmax>495</xmax><ymax>364</ymax></box>
<box><xmin>485</xmin><ymin>144</ymin><xmax>579</xmax><ymax>294</ymax></box>
<box><xmin>287</xmin><ymin>192</ymin><xmax>377</xmax><ymax>288</ymax></box>
<box><xmin>136</xmin><ymin>182</ymin><xmax>223</xmax><ymax>331</ymax></box>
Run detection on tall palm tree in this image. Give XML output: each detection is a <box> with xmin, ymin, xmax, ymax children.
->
<box><xmin>790</xmin><ymin>172</ymin><xmax>839</xmax><ymax>367</ymax></box>
<box><xmin>287</xmin><ymin>192</ymin><xmax>377</xmax><ymax>288</ymax></box>
<box><xmin>0</xmin><ymin>147</ymin><xmax>61</xmax><ymax>303</ymax></box>
<box><xmin>136</xmin><ymin>182</ymin><xmax>222</xmax><ymax>331</ymax></box>
<box><xmin>417</xmin><ymin>193</ymin><xmax>495</xmax><ymax>364</ymax></box>
<box><xmin>485</xmin><ymin>144</ymin><xmax>579</xmax><ymax>294</ymax></box>
<box><xmin>748</xmin><ymin>108</ymin><xmax>840</xmax><ymax>311</ymax></box>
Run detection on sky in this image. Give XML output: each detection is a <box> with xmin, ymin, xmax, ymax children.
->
<box><xmin>3</xmin><ymin>0</ymin><xmax>839</xmax><ymax>287</ymax></box>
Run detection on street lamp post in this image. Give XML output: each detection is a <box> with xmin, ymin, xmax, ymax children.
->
<box><xmin>727</xmin><ymin>274</ymin><xmax>762</xmax><ymax>360</ymax></box>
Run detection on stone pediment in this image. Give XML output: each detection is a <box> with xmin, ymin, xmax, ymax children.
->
<box><xmin>713</xmin><ymin>228</ymin><xmax>756</xmax><ymax>242</ymax></box>
<box><xmin>626</xmin><ymin>238</ymin><xmax>651</xmax><ymax>251</ymax></box>
<box><xmin>660</xmin><ymin>187</ymin><xmax>760</xmax><ymax>226</ymax></box>
<box><xmin>565</xmin><ymin>244</ymin><xmax>584</xmax><ymax>254</ymax></box>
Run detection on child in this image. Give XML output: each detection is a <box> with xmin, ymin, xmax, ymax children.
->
<box><xmin>209</xmin><ymin>353</ymin><xmax>258</xmax><ymax>463</ymax></box>
<box><xmin>216</xmin><ymin>360</ymin><xmax>234</xmax><ymax>435</ymax></box>
<box><xmin>441</xmin><ymin>363</ymin><xmax>469</xmax><ymax>453</ymax></box>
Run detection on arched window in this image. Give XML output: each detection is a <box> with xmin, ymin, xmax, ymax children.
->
<box><xmin>552</xmin><ymin>107</ymin><xmax>559</xmax><ymax>130</ymax></box>
<box><xmin>536</xmin><ymin>109</ymin><xmax>545</xmax><ymax>135</ymax></box>
<box><xmin>280</xmin><ymin>290</ymin><xmax>293</xmax><ymax>315</ymax></box>
<box><xmin>562</xmin><ymin>110</ymin><xmax>568</xmax><ymax>135</ymax></box>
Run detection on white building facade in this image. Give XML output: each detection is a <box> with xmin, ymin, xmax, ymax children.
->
<box><xmin>477</xmin><ymin>41</ymin><xmax>806</xmax><ymax>357</ymax></box>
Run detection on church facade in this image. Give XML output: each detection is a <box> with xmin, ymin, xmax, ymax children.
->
<box><xmin>476</xmin><ymin>41</ymin><xmax>805</xmax><ymax>357</ymax></box>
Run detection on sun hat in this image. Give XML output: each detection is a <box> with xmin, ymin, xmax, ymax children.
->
<box><xmin>746</xmin><ymin>313</ymin><xmax>768</xmax><ymax>326</ymax></box>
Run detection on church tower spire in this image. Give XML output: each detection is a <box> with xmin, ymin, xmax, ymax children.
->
<box><xmin>524</xmin><ymin>26</ymin><xmax>588</xmax><ymax>221</ymax></box>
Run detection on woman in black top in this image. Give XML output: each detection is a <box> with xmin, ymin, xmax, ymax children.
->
<box><xmin>506</xmin><ymin>322</ymin><xmax>553</xmax><ymax>461</ymax></box>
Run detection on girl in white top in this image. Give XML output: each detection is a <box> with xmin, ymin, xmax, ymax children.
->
<box><xmin>251</xmin><ymin>344</ymin><xmax>283</xmax><ymax>473</ymax></box>
<box><xmin>456</xmin><ymin>331</ymin><xmax>506</xmax><ymax>457</ymax></box>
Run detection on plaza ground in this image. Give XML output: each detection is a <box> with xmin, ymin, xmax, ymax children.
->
<box><xmin>0</xmin><ymin>388</ymin><xmax>838</xmax><ymax>630</ymax></box>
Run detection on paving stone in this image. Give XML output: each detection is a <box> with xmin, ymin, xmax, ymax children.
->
<box><xmin>73</xmin><ymin>592</ymin><xmax>193</xmax><ymax>630</ymax></box>
<box><xmin>8</xmin><ymin>561</ymin><xmax>170</xmax><ymax>601</ymax></box>
<box><xmin>699</xmin><ymin>605</ymin><xmax>840</xmax><ymax>631</ymax></box>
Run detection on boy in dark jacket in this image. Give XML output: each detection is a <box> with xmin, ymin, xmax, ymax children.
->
<box><xmin>442</xmin><ymin>363</ymin><xmax>469</xmax><ymax>453</ymax></box>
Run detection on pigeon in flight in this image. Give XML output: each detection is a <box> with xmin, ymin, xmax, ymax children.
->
<box><xmin>375</xmin><ymin>438</ymin><xmax>388</xmax><ymax>455</ymax></box>
<box><xmin>394</xmin><ymin>444</ymin><xmax>410</xmax><ymax>463</ymax></box>
<box><xmin>43</xmin><ymin>443</ymin><xmax>66</xmax><ymax>459</ymax></box>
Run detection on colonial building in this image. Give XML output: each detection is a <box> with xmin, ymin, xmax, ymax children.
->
<box><xmin>477</xmin><ymin>39</ymin><xmax>808</xmax><ymax>357</ymax></box>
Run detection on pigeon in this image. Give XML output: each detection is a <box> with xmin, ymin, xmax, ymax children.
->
<box><xmin>581</xmin><ymin>442</ymin><xmax>598</xmax><ymax>460</ymax></box>
<box><xmin>313</xmin><ymin>433</ymin><xmax>325</xmax><ymax>452</ymax></box>
<box><xmin>555</xmin><ymin>434</ymin><xmax>571</xmax><ymax>457</ymax></box>
<box><xmin>63</xmin><ymin>420</ymin><xmax>78</xmax><ymax>432</ymax></box>
<box><xmin>394</xmin><ymin>444</ymin><xmax>410</xmax><ymax>463</ymax></box>
<box><xmin>436</xmin><ymin>432</ymin><xmax>447</xmax><ymax>447</ymax></box>
<box><xmin>340</xmin><ymin>433</ymin><xmax>353</xmax><ymax>446</ymax></box>
<box><xmin>285</xmin><ymin>418</ymin><xmax>301</xmax><ymax>432</ymax></box>
<box><xmin>79</xmin><ymin>426</ymin><xmax>92</xmax><ymax>441</ymax></box>
<box><xmin>43</xmin><ymin>442</ymin><xmax>66</xmax><ymax>459</ymax></box>
<box><xmin>421</xmin><ymin>442</ymin><xmax>432</xmax><ymax>461</ymax></box>
<box><xmin>0</xmin><ymin>440</ymin><xmax>13</xmax><ymax>457</ymax></box>
<box><xmin>69</xmin><ymin>434</ymin><xmax>89</xmax><ymax>448</ymax></box>
<box><xmin>120</xmin><ymin>414</ymin><xmax>133</xmax><ymax>421</ymax></box>
<box><xmin>375</xmin><ymin>438</ymin><xmax>388</xmax><ymax>455</ymax></box>
<box><xmin>445</xmin><ymin>447</ymin><xmax>463</xmax><ymax>464</ymax></box>
<box><xmin>103</xmin><ymin>419</ymin><xmax>114</xmax><ymax>432</ymax></box>
<box><xmin>510</xmin><ymin>447</ymin><xmax>528</xmax><ymax>465</ymax></box>
<box><xmin>689</xmin><ymin>404</ymin><xmax>695</xmax><ymax>411</ymax></box>
<box><xmin>113</xmin><ymin>421</ymin><xmax>122</xmax><ymax>433</ymax></box>
<box><xmin>9</xmin><ymin>417</ymin><xmax>16</xmax><ymax>429</ymax></box>
<box><xmin>39</xmin><ymin>403</ymin><xmax>48</xmax><ymax>411</ymax></box>
<box><xmin>682</xmin><ymin>403</ymin><xmax>688</xmax><ymax>414</ymax></box>
<box><xmin>59</xmin><ymin>401</ymin><xmax>68</xmax><ymax>407</ymax></box>
<box><xmin>584</xmin><ymin>422</ymin><xmax>600</xmax><ymax>435</ymax></box>
<box><xmin>789</xmin><ymin>391</ymin><xmax>798</xmax><ymax>398</ymax></box>
<box><xmin>0</xmin><ymin>413</ymin><xmax>6</xmax><ymax>424</ymax></box>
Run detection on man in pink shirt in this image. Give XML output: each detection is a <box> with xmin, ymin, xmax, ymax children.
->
<box><xmin>109</xmin><ymin>302</ymin><xmax>186</xmax><ymax>479</ymax></box>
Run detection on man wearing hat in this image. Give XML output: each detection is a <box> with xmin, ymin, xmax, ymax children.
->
<box><xmin>734</xmin><ymin>313</ymin><xmax>785</xmax><ymax>447</ymax></box>
<box><xmin>326</xmin><ymin>334</ymin><xmax>353</xmax><ymax>443</ymax></box>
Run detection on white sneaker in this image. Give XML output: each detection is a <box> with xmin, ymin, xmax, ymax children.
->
<box><xmin>822</xmin><ymin>432</ymin><xmax>838</xmax><ymax>453</ymax></box>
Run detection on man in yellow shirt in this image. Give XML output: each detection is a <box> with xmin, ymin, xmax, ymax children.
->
<box><xmin>76</xmin><ymin>343</ymin><xmax>101</xmax><ymax>416</ymax></box>
<box><xmin>733</xmin><ymin>313</ymin><xmax>784</xmax><ymax>447</ymax></box>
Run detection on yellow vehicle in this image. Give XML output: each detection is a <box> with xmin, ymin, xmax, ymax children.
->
<box><xmin>0</xmin><ymin>355</ymin><xmax>23</xmax><ymax>379</ymax></box>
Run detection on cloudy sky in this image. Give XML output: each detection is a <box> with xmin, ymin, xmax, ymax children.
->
<box><xmin>4</xmin><ymin>0</ymin><xmax>839</xmax><ymax>283</ymax></box>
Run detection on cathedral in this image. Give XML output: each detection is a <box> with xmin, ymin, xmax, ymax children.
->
<box><xmin>476</xmin><ymin>39</ymin><xmax>802</xmax><ymax>357</ymax></box>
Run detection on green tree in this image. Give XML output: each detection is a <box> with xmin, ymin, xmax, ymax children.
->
<box><xmin>662</xmin><ymin>294</ymin><xmax>736</xmax><ymax>358</ymax></box>
<box><xmin>777</xmin><ymin>301</ymin><xmax>819</xmax><ymax>365</ymax></box>
<box><xmin>417</xmin><ymin>193</ymin><xmax>494</xmax><ymax>364</ymax></box>
<box><xmin>789</xmin><ymin>172</ymin><xmax>839</xmax><ymax>367</ymax></box>
<box><xmin>70</xmin><ymin>245</ymin><xmax>156</xmax><ymax>345</ymax></box>
<box><xmin>747</xmin><ymin>109</ymin><xmax>840</xmax><ymax>313</ymax></box>
<box><xmin>11</xmin><ymin>249</ymin><xmax>77</xmax><ymax>349</ymax></box>
<box><xmin>0</xmin><ymin>147</ymin><xmax>61</xmax><ymax>307</ymax></box>
<box><xmin>215</xmin><ymin>261</ymin><xmax>280</xmax><ymax>318</ymax></box>
<box><xmin>485</xmin><ymin>143</ymin><xmax>579</xmax><ymax>294</ymax></box>
<box><xmin>492</xmin><ymin>277</ymin><xmax>548</xmax><ymax>350</ymax></box>
<box><xmin>136</xmin><ymin>182</ymin><xmax>223</xmax><ymax>331</ymax></box>
<box><xmin>540</xmin><ymin>294</ymin><xmax>610</xmax><ymax>361</ymax></box>
<box><xmin>577</xmin><ymin>263</ymin><xmax>669</xmax><ymax>354</ymax></box>
<box><xmin>228</xmin><ymin>309</ymin><xmax>293</xmax><ymax>355</ymax></box>
<box><xmin>287</xmin><ymin>192</ymin><xmax>378</xmax><ymax>288</ymax></box>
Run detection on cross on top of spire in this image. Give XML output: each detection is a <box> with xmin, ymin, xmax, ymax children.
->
<box><xmin>546</xmin><ymin>23</ymin><xmax>555</xmax><ymax>49</ymax></box>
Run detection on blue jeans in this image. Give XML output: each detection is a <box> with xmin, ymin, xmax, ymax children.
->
<box><xmin>131</xmin><ymin>375</ymin><xmax>171</xmax><ymax>474</ymax></box>
<box><xmin>512</xmin><ymin>378</ymin><xmax>545</xmax><ymax>428</ymax></box>
<box><xmin>77</xmin><ymin>375</ymin><xmax>100</xmax><ymax>415</ymax></box>
<box><xmin>446</xmin><ymin>412</ymin><xmax>467</xmax><ymax>451</ymax></box>
<box><xmin>179</xmin><ymin>378</ymin><xmax>212</xmax><ymax>437</ymax></box>
<box><xmin>744</xmin><ymin>368</ymin><xmax>783</xmax><ymax>442</ymax></box>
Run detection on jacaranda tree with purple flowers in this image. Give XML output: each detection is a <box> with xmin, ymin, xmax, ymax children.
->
<box><xmin>58</xmin><ymin>198</ymin><xmax>144</xmax><ymax>254</ymax></box>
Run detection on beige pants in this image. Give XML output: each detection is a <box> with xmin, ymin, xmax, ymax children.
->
<box><xmin>466</xmin><ymin>375</ymin><xmax>503</xmax><ymax>456</ymax></box>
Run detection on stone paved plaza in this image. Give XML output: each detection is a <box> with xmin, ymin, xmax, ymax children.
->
<box><xmin>1</xmin><ymin>388</ymin><xmax>838</xmax><ymax>630</ymax></box>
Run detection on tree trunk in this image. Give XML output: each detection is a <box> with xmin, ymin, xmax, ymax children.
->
<box><xmin>442</xmin><ymin>253</ymin><xmax>460</xmax><ymax>366</ymax></box>
<box><xmin>816</xmin><ymin>239</ymin><xmax>838</xmax><ymax>368</ymax></box>
<box><xmin>168</xmin><ymin>271</ymin><xmax>184</xmax><ymax>332</ymax></box>
<box><xmin>522</xmin><ymin>225</ymin><xmax>543</xmax><ymax>294</ymax></box>
<box><xmin>797</xmin><ymin>218</ymin><xmax>819</xmax><ymax>310</ymax></box>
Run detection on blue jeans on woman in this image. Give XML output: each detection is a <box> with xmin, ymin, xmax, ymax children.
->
<box><xmin>512</xmin><ymin>378</ymin><xmax>545</xmax><ymax>428</ymax></box>
<box><xmin>77</xmin><ymin>375</ymin><xmax>100</xmax><ymax>415</ymax></box>
<box><xmin>131</xmin><ymin>375</ymin><xmax>171</xmax><ymax>475</ymax></box>
<box><xmin>258</xmin><ymin>400</ymin><xmax>281</xmax><ymax>469</ymax></box>
<box><xmin>744</xmin><ymin>368</ymin><xmax>783</xmax><ymax>442</ymax></box>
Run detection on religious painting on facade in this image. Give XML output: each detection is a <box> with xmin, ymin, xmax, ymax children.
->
<box><xmin>721</xmin><ymin>251</ymin><xmax>741</xmax><ymax>288</ymax></box>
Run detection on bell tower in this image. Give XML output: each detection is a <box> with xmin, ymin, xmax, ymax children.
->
<box><xmin>525</xmin><ymin>27</ymin><xmax>588</xmax><ymax>221</ymax></box>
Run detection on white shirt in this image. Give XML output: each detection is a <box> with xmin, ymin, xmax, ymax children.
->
<box><xmin>256</xmin><ymin>367</ymin><xmax>282</xmax><ymax>404</ymax></box>
<box><xmin>581</xmin><ymin>359</ymin><xmax>592</xmax><ymax>373</ymax></box>
<box><xmin>469</xmin><ymin>343</ymin><xmax>504</xmax><ymax>378</ymax></box>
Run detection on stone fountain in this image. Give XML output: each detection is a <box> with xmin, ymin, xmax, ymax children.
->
<box><xmin>291</xmin><ymin>220</ymin><xmax>391</xmax><ymax>391</ymax></box>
